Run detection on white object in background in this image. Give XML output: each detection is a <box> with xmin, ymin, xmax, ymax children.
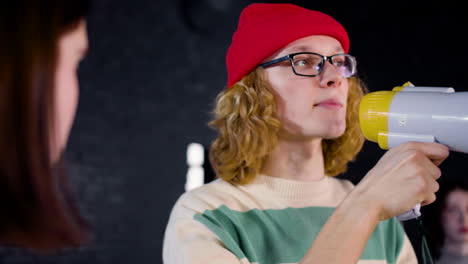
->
<box><xmin>187</xmin><ymin>142</ymin><xmax>204</xmax><ymax>166</ymax></box>
<box><xmin>185</xmin><ymin>143</ymin><xmax>205</xmax><ymax>191</ymax></box>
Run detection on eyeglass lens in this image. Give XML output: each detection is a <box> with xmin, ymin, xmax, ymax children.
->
<box><xmin>291</xmin><ymin>54</ymin><xmax>355</xmax><ymax>77</ymax></box>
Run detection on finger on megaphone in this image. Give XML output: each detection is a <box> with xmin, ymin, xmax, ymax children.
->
<box><xmin>398</xmin><ymin>141</ymin><xmax>449</xmax><ymax>166</ymax></box>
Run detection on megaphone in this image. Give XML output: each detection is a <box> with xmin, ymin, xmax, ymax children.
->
<box><xmin>360</xmin><ymin>82</ymin><xmax>468</xmax><ymax>153</ymax></box>
<box><xmin>359</xmin><ymin>82</ymin><xmax>468</xmax><ymax>220</ymax></box>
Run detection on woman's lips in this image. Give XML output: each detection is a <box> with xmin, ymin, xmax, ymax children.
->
<box><xmin>313</xmin><ymin>99</ymin><xmax>343</xmax><ymax>110</ymax></box>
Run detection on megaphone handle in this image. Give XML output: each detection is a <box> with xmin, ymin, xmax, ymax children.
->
<box><xmin>397</xmin><ymin>203</ymin><xmax>421</xmax><ymax>221</ymax></box>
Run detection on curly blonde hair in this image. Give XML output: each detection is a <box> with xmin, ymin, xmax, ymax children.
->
<box><xmin>209</xmin><ymin>68</ymin><xmax>366</xmax><ymax>185</ymax></box>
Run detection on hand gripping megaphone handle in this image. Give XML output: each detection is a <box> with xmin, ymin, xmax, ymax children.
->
<box><xmin>358</xmin><ymin>82</ymin><xmax>467</xmax><ymax>221</ymax></box>
<box><xmin>385</xmin><ymin>134</ymin><xmax>432</xmax><ymax>220</ymax></box>
<box><xmin>397</xmin><ymin>203</ymin><xmax>421</xmax><ymax>221</ymax></box>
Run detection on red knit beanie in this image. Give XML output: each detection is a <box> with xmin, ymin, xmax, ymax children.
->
<box><xmin>226</xmin><ymin>3</ymin><xmax>350</xmax><ymax>87</ymax></box>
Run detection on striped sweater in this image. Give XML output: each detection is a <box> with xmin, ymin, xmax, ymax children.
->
<box><xmin>163</xmin><ymin>174</ymin><xmax>417</xmax><ymax>264</ymax></box>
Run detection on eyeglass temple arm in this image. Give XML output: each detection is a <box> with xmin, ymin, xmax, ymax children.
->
<box><xmin>259</xmin><ymin>55</ymin><xmax>291</xmax><ymax>68</ymax></box>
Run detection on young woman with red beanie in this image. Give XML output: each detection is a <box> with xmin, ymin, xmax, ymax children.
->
<box><xmin>163</xmin><ymin>3</ymin><xmax>448</xmax><ymax>263</ymax></box>
<box><xmin>0</xmin><ymin>0</ymin><xmax>91</xmax><ymax>252</ymax></box>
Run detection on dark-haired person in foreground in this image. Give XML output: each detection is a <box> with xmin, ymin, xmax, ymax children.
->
<box><xmin>0</xmin><ymin>0</ymin><xmax>91</xmax><ymax>252</ymax></box>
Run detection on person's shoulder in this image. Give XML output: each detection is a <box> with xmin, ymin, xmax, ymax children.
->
<box><xmin>170</xmin><ymin>179</ymin><xmax>241</xmax><ymax>217</ymax></box>
<box><xmin>182</xmin><ymin>179</ymin><xmax>239</xmax><ymax>202</ymax></box>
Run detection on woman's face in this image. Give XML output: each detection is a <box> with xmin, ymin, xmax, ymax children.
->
<box><xmin>52</xmin><ymin>19</ymin><xmax>88</xmax><ymax>162</ymax></box>
<box><xmin>262</xmin><ymin>35</ymin><xmax>349</xmax><ymax>141</ymax></box>
<box><xmin>442</xmin><ymin>189</ymin><xmax>468</xmax><ymax>246</ymax></box>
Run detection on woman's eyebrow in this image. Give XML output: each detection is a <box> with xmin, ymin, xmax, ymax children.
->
<box><xmin>286</xmin><ymin>45</ymin><xmax>308</xmax><ymax>53</ymax></box>
<box><xmin>285</xmin><ymin>45</ymin><xmax>344</xmax><ymax>54</ymax></box>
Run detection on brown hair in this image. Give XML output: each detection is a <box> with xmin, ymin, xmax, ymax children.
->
<box><xmin>423</xmin><ymin>177</ymin><xmax>468</xmax><ymax>259</ymax></box>
<box><xmin>0</xmin><ymin>0</ymin><xmax>90</xmax><ymax>252</ymax></box>
<box><xmin>209</xmin><ymin>68</ymin><xmax>366</xmax><ymax>185</ymax></box>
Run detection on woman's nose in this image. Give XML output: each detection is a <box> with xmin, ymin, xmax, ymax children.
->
<box><xmin>318</xmin><ymin>61</ymin><xmax>343</xmax><ymax>88</ymax></box>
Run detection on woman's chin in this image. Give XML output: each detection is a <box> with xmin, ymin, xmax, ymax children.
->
<box><xmin>322</xmin><ymin>125</ymin><xmax>346</xmax><ymax>139</ymax></box>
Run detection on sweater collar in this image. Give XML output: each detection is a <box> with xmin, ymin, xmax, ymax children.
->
<box><xmin>248</xmin><ymin>174</ymin><xmax>331</xmax><ymax>200</ymax></box>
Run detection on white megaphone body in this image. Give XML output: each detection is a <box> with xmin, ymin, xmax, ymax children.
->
<box><xmin>359</xmin><ymin>82</ymin><xmax>468</xmax><ymax>220</ymax></box>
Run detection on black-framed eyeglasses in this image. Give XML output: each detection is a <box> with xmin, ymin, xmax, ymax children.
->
<box><xmin>259</xmin><ymin>52</ymin><xmax>357</xmax><ymax>78</ymax></box>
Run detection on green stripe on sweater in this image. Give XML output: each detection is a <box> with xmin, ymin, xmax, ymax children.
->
<box><xmin>194</xmin><ymin>205</ymin><xmax>405</xmax><ymax>264</ymax></box>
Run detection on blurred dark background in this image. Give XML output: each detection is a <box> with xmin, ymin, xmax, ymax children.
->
<box><xmin>1</xmin><ymin>0</ymin><xmax>467</xmax><ymax>263</ymax></box>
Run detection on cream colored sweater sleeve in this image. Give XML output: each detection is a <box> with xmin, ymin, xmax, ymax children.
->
<box><xmin>162</xmin><ymin>194</ymin><xmax>251</xmax><ymax>264</ymax></box>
